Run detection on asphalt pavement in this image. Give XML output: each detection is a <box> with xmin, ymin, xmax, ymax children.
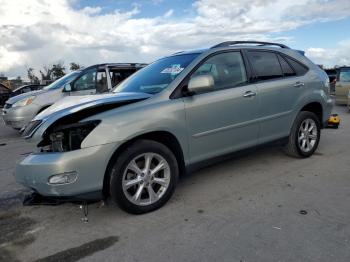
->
<box><xmin>0</xmin><ymin>105</ymin><xmax>349</xmax><ymax>262</ymax></box>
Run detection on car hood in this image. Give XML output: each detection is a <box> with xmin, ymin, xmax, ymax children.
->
<box><xmin>36</xmin><ymin>92</ymin><xmax>152</xmax><ymax>120</ymax></box>
<box><xmin>24</xmin><ymin>92</ymin><xmax>153</xmax><ymax>140</ymax></box>
<box><xmin>6</xmin><ymin>89</ymin><xmax>47</xmax><ymax>104</ymax></box>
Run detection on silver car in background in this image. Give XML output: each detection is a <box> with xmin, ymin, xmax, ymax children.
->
<box><xmin>2</xmin><ymin>63</ymin><xmax>146</xmax><ymax>130</ymax></box>
<box><xmin>16</xmin><ymin>41</ymin><xmax>332</xmax><ymax>214</ymax></box>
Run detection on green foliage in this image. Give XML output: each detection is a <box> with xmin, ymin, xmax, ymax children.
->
<box><xmin>27</xmin><ymin>68</ymin><xmax>40</xmax><ymax>84</ymax></box>
<box><xmin>70</xmin><ymin>62</ymin><xmax>82</xmax><ymax>71</ymax></box>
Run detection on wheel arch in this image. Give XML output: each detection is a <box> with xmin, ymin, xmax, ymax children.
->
<box><xmin>300</xmin><ymin>101</ymin><xmax>323</xmax><ymax>125</ymax></box>
<box><xmin>102</xmin><ymin>130</ymin><xmax>186</xmax><ymax>198</ymax></box>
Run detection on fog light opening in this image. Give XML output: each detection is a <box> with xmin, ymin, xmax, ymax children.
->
<box><xmin>48</xmin><ymin>172</ymin><xmax>78</xmax><ymax>185</ymax></box>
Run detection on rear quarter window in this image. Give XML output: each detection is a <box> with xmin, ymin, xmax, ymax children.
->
<box><xmin>277</xmin><ymin>54</ymin><xmax>296</xmax><ymax>77</ymax></box>
<box><xmin>283</xmin><ymin>56</ymin><xmax>308</xmax><ymax>76</ymax></box>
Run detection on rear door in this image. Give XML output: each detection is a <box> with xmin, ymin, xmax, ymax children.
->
<box><xmin>335</xmin><ymin>68</ymin><xmax>350</xmax><ymax>104</ymax></box>
<box><xmin>183</xmin><ymin>51</ymin><xmax>260</xmax><ymax>163</ymax></box>
<box><xmin>246</xmin><ymin>50</ymin><xmax>308</xmax><ymax>143</ymax></box>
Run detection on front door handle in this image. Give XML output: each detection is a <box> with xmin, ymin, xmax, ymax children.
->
<box><xmin>293</xmin><ymin>81</ymin><xmax>305</xmax><ymax>88</ymax></box>
<box><xmin>243</xmin><ymin>91</ymin><xmax>257</xmax><ymax>98</ymax></box>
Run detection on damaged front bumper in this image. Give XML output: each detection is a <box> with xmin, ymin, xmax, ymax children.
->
<box><xmin>15</xmin><ymin>142</ymin><xmax>119</xmax><ymax>200</ymax></box>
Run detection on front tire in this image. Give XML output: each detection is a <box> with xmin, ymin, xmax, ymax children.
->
<box><xmin>284</xmin><ymin>111</ymin><xmax>321</xmax><ymax>158</ymax></box>
<box><xmin>109</xmin><ymin>139</ymin><xmax>179</xmax><ymax>214</ymax></box>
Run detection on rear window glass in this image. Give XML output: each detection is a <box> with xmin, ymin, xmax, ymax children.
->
<box><xmin>248</xmin><ymin>51</ymin><xmax>283</xmax><ymax>81</ymax></box>
<box><xmin>284</xmin><ymin>56</ymin><xmax>308</xmax><ymax>76</ymax></box>
<box><xmin>339</xmin><ymin>69</ymin><xmax>350</xmax><ymax>82</ymax></box>
<box><xmin>278</xmin><ymin>55</ymin><xmax>296</xmax><ymax>77</ymax></box>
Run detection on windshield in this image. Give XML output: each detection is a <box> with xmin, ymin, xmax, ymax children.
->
<box><xmin>43</xmin><ymin>71</ymin><xmax>81</xmax><ymax>90</ymax></box>
<box><xmin>113</xmin><ymin>53</ymin><xmax>200</xmax><ymax>94</ymax></box>
<box><xmin>339</xmin><ymin>69</ymin><xmax>350</xmax><ymax>82</ymax></box>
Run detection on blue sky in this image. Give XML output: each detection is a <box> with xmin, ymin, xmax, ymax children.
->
<box><xmin>278</xmin><ymin>17</ymin><xmax>350</xmax><ymax>50</ymax></box>
<box><xmin>71</xmin><ymin>0</ymin><xmax>350</xmax><ymax>51</ymax></box>
<box><xmin>73</xmin><ymin>0</ymin><xmax>193</xmax><ymax>17</ymax></box>
<box><xmin>1</xmin><ymin>0</ymin><xmax>350</xmax><ymax>78</ymax></box>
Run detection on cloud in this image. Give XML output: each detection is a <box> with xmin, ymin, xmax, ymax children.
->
<box><xmin>306</xmin><ymin>39</ymin><xmax>350</xmax><ymax>67</ymax></box>
<box><xmin>81</xmin><ymin>6</ymin><xmax>102</xmax><ymax>16</ymax></box>
<box><xmin>0</xmin><ymin>0</ymin><xmax>350</xmax><ymax>78</ymax></box>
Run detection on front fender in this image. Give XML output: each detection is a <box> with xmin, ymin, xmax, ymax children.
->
<box><xmin>82</xmin><ymin>99</ymin><xmax>189</xmax><ymax>164</ymax></box>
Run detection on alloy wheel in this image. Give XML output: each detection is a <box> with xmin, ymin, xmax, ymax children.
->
<box><xmin>122</xmin><ymin>153</ymin><xmax>171</xmax><ymax>206</ymax></box>
<box><xmin>298</xmin><ymin>118</ymin><xmax>318</xmax><ymax>153</ymax></box>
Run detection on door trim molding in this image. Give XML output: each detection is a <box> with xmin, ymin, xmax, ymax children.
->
<box><xmin>192</xmin><ymin>110</ymin><xmax>292</xmax><ymax>138</ymax></box>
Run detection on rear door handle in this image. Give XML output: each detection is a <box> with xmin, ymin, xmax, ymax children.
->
<box><xmin>243</xmin><ymin>91</ymin><xmax>257</xmax><ymax>98</ymax></box>
<box><xmin>293</xmin><ymin>81</ymin><xmax>305</xmax><ymax>88</ymax></box>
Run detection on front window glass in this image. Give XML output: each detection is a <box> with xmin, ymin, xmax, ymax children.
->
<box><xmin>191</xmin><ymin>52</ymin><xmax>247</xmax><ymax>91</ymax></box>
<box><xmin>73</xmin><ymin>68</ymin><xmax>97</xmax><ymax>91</ymax></box>
<box><xmin>43</xmin><ymin>71</ymin><xmax>81</xmax><ymax>90</ymax></box>
<box><xmin>113</xmin><ymin>54</ymin><xmax>200</xmax><ymax>94</ymax></box>
<box><xmin>339</xmin><ymin>69</ymin><xmax>350</xmax><ymax>82</ymax></box>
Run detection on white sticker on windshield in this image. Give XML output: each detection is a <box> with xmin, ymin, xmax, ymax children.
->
<box><xmin>161</xmin><ymin>64</ymin><xmax>184</xmax><ymax>74</ymax></box>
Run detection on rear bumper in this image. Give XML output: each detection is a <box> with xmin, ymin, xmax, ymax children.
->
<box><xmin>15</xmin><ymin>142</ymin><xmax>119</xmax><ymax>197</ymax></box>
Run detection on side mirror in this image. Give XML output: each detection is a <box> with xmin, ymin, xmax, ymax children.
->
<box><xmin>187</xmin><ymin>74</ymin><xmax>214</xmax><ymax>94</ymax></box>
<box><xmin>63</xmin><ymin>83</ymin><xmax>72</xmax><ymax>92</ymax></box>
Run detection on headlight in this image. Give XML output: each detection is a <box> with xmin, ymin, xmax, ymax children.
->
<box><xmin>22</xmin><ymin>120</ymin><xmax>43</xmax><ymax>138</ymax></box>
<box><xmin>46</xmin><ymin>120</ymin><xmax>100</xmax><ymax>152</ymax></box>
<box><xmin>12</xmin><ymin>96</ymin><xmax>36</xmax><ymax>107</ymax></box>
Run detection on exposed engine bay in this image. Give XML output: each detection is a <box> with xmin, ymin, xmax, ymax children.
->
<box><xmin>25</xmin><ymin>98</ymin><xmax>148</xmax><ymax>152</ymax></box>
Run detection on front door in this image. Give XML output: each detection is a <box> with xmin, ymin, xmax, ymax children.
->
<box><xmin>183</xmin><ymin>51</ymin><xmax>260</xmax><ymax>164</ymax></box>
<box><xmin>71</xmin><ymin>67</ymin><xmax>109</xmax><ymax>95</ymax></box>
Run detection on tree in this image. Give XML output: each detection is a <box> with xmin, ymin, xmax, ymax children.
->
<box><xmin>39</xmin><ymin>63</ymin><xmax>66</xmax><ymax>81</ymax></box>
<box><xmin>27</xmin><ymin>68</ymin><xmax>40</xmax><ymax>84</ymax></box>
<box><xmin>40</xmin><ymin>65</ymin><xmax>53</xmax><ymax>81</ymax></box>
<box><xmin>52</xmin><ymin>63</ymin><xmax>66</xmax><ymax>79</ymax></box>
<box><xmin>70</xmin><ymin>62</ymin><xmax>82</xmax><ymax>71</ymax></box>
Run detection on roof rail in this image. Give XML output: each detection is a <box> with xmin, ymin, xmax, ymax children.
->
<box><xmin>172</xmin><ymin>51</ymin><xmax>184</xmax><ymax>55</ymax></box>
<box><xmin>211</xmin><ymin>41</ymin><xmax>290</xmax><ymax>49</ymax></box>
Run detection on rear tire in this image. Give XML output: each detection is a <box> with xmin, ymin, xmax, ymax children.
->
<box><xmin>284</xmin><ymin>111</ymin><xmax>321</xmax><ymax>158</ymax></box>
<box><xmin>109</xmin><ymin>139</ymin><xmax>179</xmax><ymax>214</ymax></box>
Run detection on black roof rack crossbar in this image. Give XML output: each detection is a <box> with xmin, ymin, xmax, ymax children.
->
<box><xmin>211</xmin><ymin>41</ymin><xmax>290</xmax><ymax>49</ymax></box>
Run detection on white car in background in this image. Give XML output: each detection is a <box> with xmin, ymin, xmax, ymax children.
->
<box><xmin>2</xmin><ymin>63</ymin><xmax>146</xmax><ymax>130</ymax></box>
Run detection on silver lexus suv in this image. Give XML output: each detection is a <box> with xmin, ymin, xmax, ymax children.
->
<box><xmin>15</xmin><ymin>41</ymin><xmax>332</xmax><ymax>214</ymax></box>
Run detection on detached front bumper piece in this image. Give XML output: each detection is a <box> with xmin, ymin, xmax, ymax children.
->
<box><xmin>15</xmin><ymin>142</ymin><xmax>119</xmax><ymax>198</ymax></box>
<box><xmin>22</xmin><ymin>191</ymin><xmax>102</xmax><ymax>206</ymax></box>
